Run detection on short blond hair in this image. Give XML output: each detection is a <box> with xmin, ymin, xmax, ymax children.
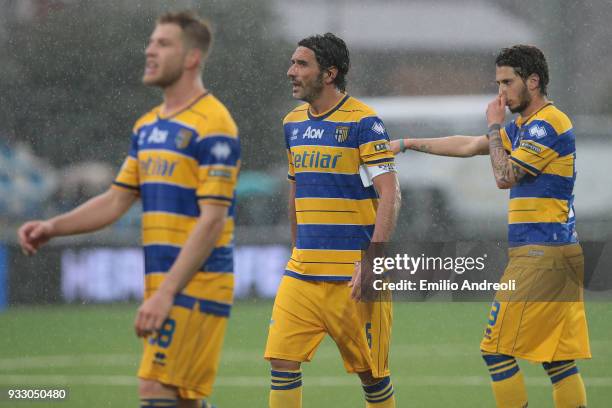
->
<box><xmin>157</xmin><ymin>11</ymin><xmax>212</xmax><ymax>60</ymax></box>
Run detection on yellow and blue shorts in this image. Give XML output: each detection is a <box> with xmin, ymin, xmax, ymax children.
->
<box><xmin>481</xmin><ymin>243</ymin><xmax>591</xmax><ymax>362</ymax></box>
<box><xmin>264</xmin><ymin>275</ymin><xmax>392</xmax><ymax>378</ymax></box>
<box><xmin>138</xmin><ymin>275</ymin><xmax>233</xmax><ymax>400</ymax></box>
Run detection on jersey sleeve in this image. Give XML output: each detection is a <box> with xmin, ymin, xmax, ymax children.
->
<box><xmin>509</xmin><ymin>118</ymin><xmax>573</xmax><ymax>176</ymax></box>
<box><xmin>357</xmin><ymin>116</ymin><xmax>396</xmax><ymax>180</ymax></box>
<box><xmin>112</xmin><ymin>132</ymin><xmax>140</xmax><ymax>193</ymax></box>
<box><xmin>196</xmin><ymin>135</ymin><xmax>241</xmax><ymax>207</ymax></box>
<box><xmin>500</xmin><ymin>126</ymin><xmax>512</xmax><ymax>153</ymax></box>
<box><xmin>287</xmin><ymin>149</ymin><xmax>295</xmax><ymax>182</ymax></box>
<box><xmin>284</xmin><ymin>125</ymin><xmax>296</xmax><ymax>182</ymax></box>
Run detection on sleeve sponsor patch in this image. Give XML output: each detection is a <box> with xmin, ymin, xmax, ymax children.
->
<box><xmin>374</xmin><ymin>142</ymin><xmax>390</xmax><ymax>152</ymax></box>
<box><xmin>520</xmin><ymin>141</ymin><xmax>543</xmax><ymax>154</ymax></box>
<box><xmin>208</xmin><ymin>169</ymin><xmax>232</xmax><ymax>179</ymax></box>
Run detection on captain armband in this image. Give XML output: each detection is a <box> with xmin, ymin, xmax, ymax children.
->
<box><xmin>359</xmin><ymin>162</ymin><xmax>396</xmax><ymax>187</ymax></box>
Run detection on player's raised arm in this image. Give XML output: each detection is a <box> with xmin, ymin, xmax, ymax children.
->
<box><xmin>17</xmin><ymin>187</ymin><xmax>137</xmax><ymax>255</ymax></box>
<box><xmin>390</xmin><ymin>135</ymin><xmax>489</xmax><ymax>157</ymax></box>
<box><xmin>486</xmin><ymin>95</ymin><xmax>528</xmax><ymax>189</ymax></box>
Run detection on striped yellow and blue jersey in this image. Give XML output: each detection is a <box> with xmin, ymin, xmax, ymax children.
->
<box><xmin>112</xmin><ymin>93</ymin><xmax>240</xmax><ymax>311</ymax></box>
<box><xmin>500</xmin><ymin>103</ymin><xmax>577</xmax><ymax>245</ymax></box>
<box><xmin>284</xmin><ymin>95</ymin><xmax>395</xmax><ymax>281</ymax></box>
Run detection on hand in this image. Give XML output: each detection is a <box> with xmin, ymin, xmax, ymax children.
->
<box><xmin>350</xmin><ymin>258</ymin><xmax>378</xmax><ymax>302</ymax></box>
<box><xmin>349</xmin><ymin>261</ymin><xmax>363</xmax><ymax>301</ymax></box>
<box><xmin>17</xmin><ymin>220</ymin><xmax>54</xmax><ymax>255</ymax></box>
<box><xmin>486</xmin><ymin>94</ymin><xmax>506</xmax><ymax>127</ymax></box>
<box><xmin>134</xmin><ymin>290</ymin><xmax>174</xmax><ymax>338</ymax></box>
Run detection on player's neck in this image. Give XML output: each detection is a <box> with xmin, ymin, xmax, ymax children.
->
<box><xmin>520</xmin><ymin>95</ymin><xmax>549</xmax><ymax>119</ymax></box>
<box><xmin>309</xmin><ymin>89</ymin><xmax>345</xmax><ymax>116</ymax></box>
<box><xmin>161</xmin><ymin>76</ymin><xmax>206</xmax><ymax>117</ymax></box>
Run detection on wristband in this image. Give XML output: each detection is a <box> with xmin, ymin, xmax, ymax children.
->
<box><xmin>399</xmin><ymin>138</ymin><xmax>406</xmax><ymax>153</ymax></box>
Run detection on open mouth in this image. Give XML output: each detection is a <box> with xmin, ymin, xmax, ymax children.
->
<box><xmin>145</xmin><ymin>60</ymin><xmax>158</xmax><ymax>75</ymax></box>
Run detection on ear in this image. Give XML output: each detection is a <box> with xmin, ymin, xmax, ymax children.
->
<box><xmin>325</xmin><ymin>66</ymin><xmax>338</xmax><ymax>85</ymax></box>
<box><xmin>527</xmin><ymin>73</ymin><xmax>540</xmax><ymax>92</ymax></box>
<box><xmin>184</xmin><ymin>48</ymin><xmax>202</xmax><ymax>70</ymax></box>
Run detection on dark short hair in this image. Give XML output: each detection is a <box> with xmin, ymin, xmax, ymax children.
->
<box><xmin>158</xmin><ymin>11</ymin><xmax>212</xmax><ymax>60</ymax></box>
<box><xmin>495</xmin><ymin>45</ymin><xmax>549</xmax><ymax>95</ymax></box>
<box><xmin>298</xmin><ymin>33</ymin><xmax>350</xmax><ymax>92</ymax></box>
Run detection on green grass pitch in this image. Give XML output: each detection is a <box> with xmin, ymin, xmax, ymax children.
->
<box><xmin>0</xmin><ymin>301</ymin><xmax>611</xmax><ymax>407</ymax></box>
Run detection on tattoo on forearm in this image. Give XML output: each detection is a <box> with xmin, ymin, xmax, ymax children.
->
<box><xmin>488</xmin><ymin>131</ymin><xmax>512</xmax><ymax>184</ymax></box>
<box><xmin>488</xmin><ymin>132</ymin><xmax>527</xmax><ymax>185</ymax></box>
<box><xmin>411</xmin><ymin>144</ymin><xmax>431</xmax><ymax>153</ymax></box>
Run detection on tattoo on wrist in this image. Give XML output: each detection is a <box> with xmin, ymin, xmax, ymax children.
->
<box><xmin>487</xmin><ymin>124</ymin><xmax>501</xmax><ymax>139</ymax></box>
<box><xmin>488</xmin><ymin>123</ymin><xmax>501</xmax><ymax>133</ymax></box>
<box><xmin>488</xmin><ymin>130</ymin><xmax>501</xmax><ymax>141</ymax></box>
<box><xmin>412</xmin><ymin>144</ymin><xmax>431</xmax><ymax>153</ymax></box>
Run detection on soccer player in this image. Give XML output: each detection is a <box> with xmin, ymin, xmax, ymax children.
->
<box><xmin>264</xmin><ymin>33</ymin><xmax>401</xmax><ymax>408</ymax></box>
<box><xmin>392</xmin><ymin>45</ymin><xmax>590</xmax><ymax>408</ymax></box>
<box><xmin>17</xmin><ymin>11</ymin><xmax>239</xmax><ymax>408</ymax></box>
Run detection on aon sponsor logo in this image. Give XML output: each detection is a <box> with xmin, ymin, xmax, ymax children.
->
<box><xmin>147</xmin><ymin>127</ymin><xmax>168</xmax><ymax>144</ymax></box>
<box><xmin>293</xmin><ymin>150</ymin><xmax>342</xmax><ymax>169</ymax></box>
<box><xmin>302</xmin><ymin>126</ymin><xmax>324</xmax><ymax>139</ymax></box>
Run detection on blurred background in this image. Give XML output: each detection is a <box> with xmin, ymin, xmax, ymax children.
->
<box><xmin>2</xmin><ymin>0</ymin><xmax>611</xmax><ymax>306</ymax></box>
<box><xmin>1</xmin><ymin>1</ymin><xmax>612</xmax><ymax>406</ymax></box>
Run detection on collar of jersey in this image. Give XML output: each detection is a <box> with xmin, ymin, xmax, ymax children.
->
<box><xmin>307</xmin><ymin>93</ymin><xmax>350</xmax><ymax>121</ymax></box>
<box><xmin>157</xmin><ymin>91</ymin><xmax>210</xmax><ymax>120</ymax></box>
<box><xmin>516</xmin><ymin>101</ymin><xmax>553</xmax><ymax>128</ymax></box>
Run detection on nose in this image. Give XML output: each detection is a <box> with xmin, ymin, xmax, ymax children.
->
<box><xmin>287</xmin><ymin>64</ymin><xmax>296</xmax><ymax>78</ymax></box>
<box><xmin>145</xmin><ymin>42</ymin><xmax>156</xmax><ymax>57</ymax></box>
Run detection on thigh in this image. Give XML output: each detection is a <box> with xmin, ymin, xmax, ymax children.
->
<box><xmin>481</xmin><ymin>245</ymin><xmax>590</xmax><ymax>361</ymax></box>
<box><xmin>138</xmin><ymin>295</ymin><xmax>229</xmax><ymax>400</ymax></box>
<box><xmin>264</xmin><ymin>276</ymin><xmax>327</xmax><ymax>362</ymax></box>
<box><xmin>325</xmin><ymin>283</ymin><xmax>392</xmax><ymax>378</ymax></box>
<box><xmin>480</xmin><ymin>257</ymin><xmax>560</xmax><ymax>360</ymax></box>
